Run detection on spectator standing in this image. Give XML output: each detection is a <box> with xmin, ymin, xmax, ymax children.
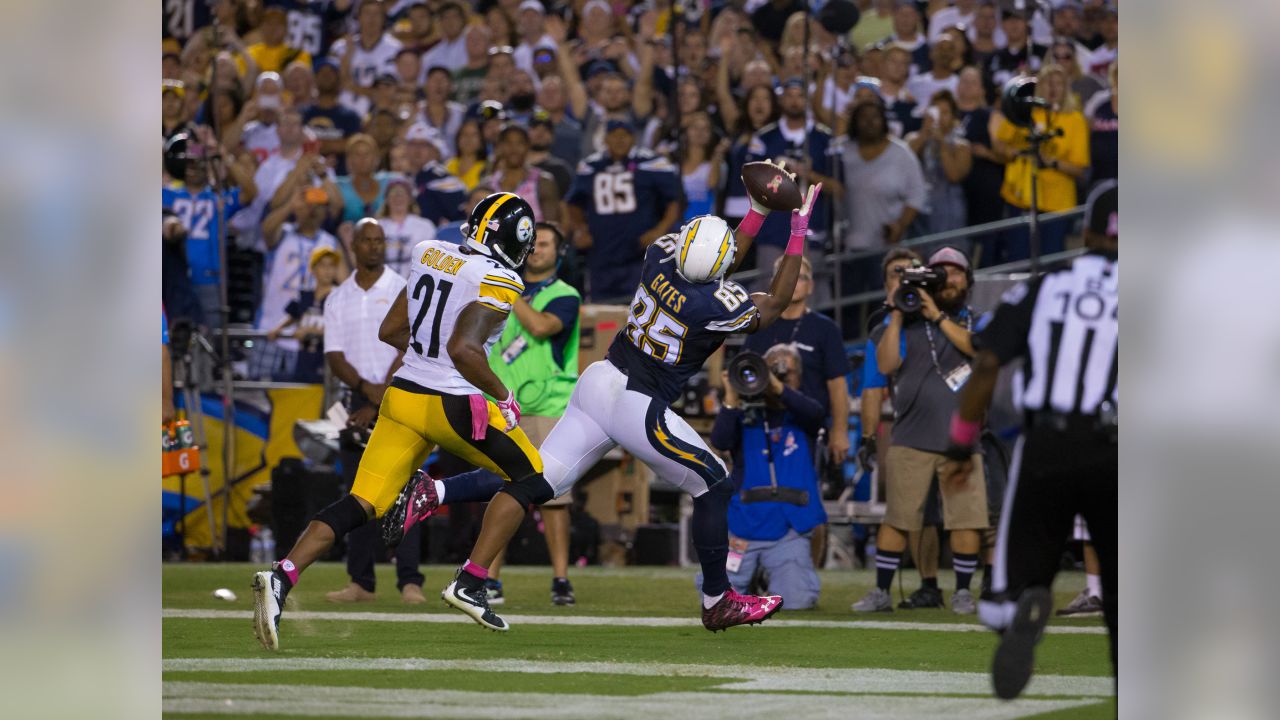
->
<box><xmin>264</xmin><ymin>246</ymin><xmax>341</xmax><ymax>383</ymax></box>
<box><xmin>1084</xmin><ymin>61</ymin><xmax>1118</xmax><ymax>189</ymax></box>
<box><xmin>1051</xmin><ymin>38</ymin><xmax>1103</xmax><ymax>109</ymax></box>
<box><xmin>282</xmin><ymin>61</ymin><xmax>316</xmax><ymax>108</ymax></box>
<box><xmin>709</xmin><ymin>343</ymin><xmax>828</xmax><ymax>610</ymax></box>
<box><xmin>247</xmin><ymin>7</ymin><xmax>313</xmax><ymax>74</ymax></box>
<box><xmin>331</xmin><ymin>0</ymin><xmax>402</xmax><ymax>118</ymax></box>
<box><xmin>743</xmin><ymin>255</ymin><xmax>853</xmax><ymax>467</ymax></box>
<box><xmin>851</xmin><ymin>0</ymin><xmax>896</xmax><ymax>51</ymax></box>
<box><xmin>968</xmin><ymin>1</ymin><xmax>1003</xmax><ymax>73</ymax></box>
<box><xmin>839</xmin><ymin>99</ymin><xmax>927</xmax><ymax>289</ymax></box>
<box><xmin>906</xmin><ymin>90</ymin><xmax>972</xmax><ymax>237</ymax></box>
<box><xmin>989</xmin><ymin>7</ymin><xmax>1046</xmax><ymax>89</ymax></box>
<box><xmin>269</xmin><ymin>0</ymin><xmax>341</xmax><ymax>58</ymax></box>
<box><xmin>336</xmin><ymin>133</ymin><xmax>394</xmax><ymax>224</ymax></box>
<box><xmin>225</xmin><ymin>72</ymin><xmax>287</xmax><ymax>162</ymax></box>
<box><xmin>534</xmin><ymin>76</ymin><xmax>584</xmax><ymax>166</ymax></box>
<box><xmin>419</xmin><ymin>66</ymin><xmax>467</xmax><ymax>158</ymax></box>
<box><xmin>745</xmin><ymin>79</ymin><xmax>839</xmax><ymax>278</ymax></box>
<box><xmin>992</xmin><ymin>63</ymin><xmax>1089</xmax><ymax>260</ymax></box>
<box><xmin>163</xmin><ymin>129</ymin><xmax>257</xmax><ymax>325</ymax></box>
<box><xmin>566</xmin><ymin>119</ymin><xmax>681</xmax><ymax>302</ymax></box>
<box><xmin>321</xmin><ymin>218</ymin><xmax>426</xmax><ymax>605</ymax></box>
<box><xmin>851</xmin><ymin>247</ymin><xmax>987</xmax><ymax>615</ymax></box>
<box><xmin>1085</xmin><ymin>5</ymin><xmax>1117</xmax><ymax>78</ymax></box>
<box><xmin>676</xmin><ymin>112</ymin><xmax>727</xmax><ymax>223</ymax></box>
<box><xmin>256</xmin><ymin>187</ymin><xmax>341</xmax><ymax>380</ymax></box>
<box><xmin>954</xmin><ymin>66</ymin><xmax>1007</xmax><ymax>261</ymax></box>
<box><xmin>483</xmin><ymin>123</ymin><xmax>561</xmax><ymax>223</ymax></box>
<box><xmin>302</xmin><ymin>59</ymin><xmax>363</xmax><ymax>163</ymax></box>
<box><xmin>452</xmin><ymin>25</ymin><xmax>493</xmax><ymax>105</ymax></box>
<box><xmin>721</xmin><ymin>85</ymin><xmax>780</xmax><ymax>226</ymax></box>
<box><xmin>163</xmin><ymin>81</ymin><xmax>193</xmax><ymax>143</ymax></box>
<box><xmin>513</xmin><ymin>0</ymin><xmax>554</xmax><ymax>74</ymax></box>
<box><xmin>446</xmin><ymin>118</ymin><xmax>490</xmax><ymax>192</ymax></box>
<box><xmin>527</xmin><ymin>109</ymin><xmax>576</xmax><ymax>199</ymax></box>
<box><xmin>485</xmin><ymin>223</ymin><xmax>583</xmax><ymax>606</ymax></box>
<box><xmin>420</xmin><ymin>1</ymin><xmax>470</xmax><ymax>71</ymax></box>
<box><xmin>404</xmin><ymin>122</ymin><xmax>469</xmax><ymax>227</ymax></box>
<box><xmin>905</xmin><ymin>36</ymin><xmax>961</xmax><ymax>108</ymax></box>
<box><xmin>879</xmin><ymin>44</ymin><xmax>921</xmax><ymax>137</ymax></box>
<box><xmin>887</xmin><ymin>1</ymin><xmax>930</xmax><ymax>73</ymax></box>
<box><xmin>378</xmin><ymin>177</ymin><xmax>437</xmax><ymax>277</ymax></box>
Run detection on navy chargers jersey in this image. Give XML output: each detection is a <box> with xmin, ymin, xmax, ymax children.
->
<box><xmin>567</xmin><ymin>148</ymin><xmax>682</xmax><ymax>300</ymax></box>
<box><xmin>606</xmin><ymin>236</ymin><xmax>758</xmax><ymax>404</ymax></box>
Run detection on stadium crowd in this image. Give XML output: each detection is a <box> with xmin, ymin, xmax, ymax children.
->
<box><xmin>162</xmin><ymin>0</ymin><xmax>1118</xmax><ymax>382</ymax></box>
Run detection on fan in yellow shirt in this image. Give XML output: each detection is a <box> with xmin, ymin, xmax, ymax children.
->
<box><xmin>994</xmin><ymin>65</ymin><xmax>1090</xmax><ymax>214</ymax></box>
<box><xmin>247</xmin><ymin>7</ymin><xmax>313</xmax><ymax>74</ymax></box>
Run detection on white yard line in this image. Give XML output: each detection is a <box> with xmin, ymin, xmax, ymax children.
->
<box><xmin>164</xmin><ymin>657</ymin><xmax>1114</xmax><ymax>698</ymax></box>
<box><xmin>163</xmin><ymin>607</ymin><xmax>1106</xmax><ymax>635</ymax></box>
<box><xmin>164</xmin><ymin>682</ymin><xmax>1102</xmax><ymax>720</ymax></box>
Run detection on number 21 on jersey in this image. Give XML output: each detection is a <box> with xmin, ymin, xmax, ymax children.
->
<box><xmin>409</xmin><ymin>275</ymin><xmax>454</xmax><ymax>358</ymax></box>
<box><xmin>625</xmin><ymin>285</ymin><xmax>687</xmax><ymax>363</ymax></box>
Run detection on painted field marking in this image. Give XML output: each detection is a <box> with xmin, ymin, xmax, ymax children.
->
<box><xmin>162</xmin><ymin>608</ymin><xmax>1106</xmax><ymax>635</ymax></box>
<box><xmin>164</xmin><ymin>681</ymin><xmax>1103</xmax><ymax>720</ymax></box>
<box><xmin>164</xmin><ymin>657</ymin><xmax>1114</xmax><ymax>698</ymax></box>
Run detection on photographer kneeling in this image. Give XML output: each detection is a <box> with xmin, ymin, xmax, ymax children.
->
<box><xmin>851</xmin><ymin>247</ymin><xmax>988</xmax><ymax>615</ymax></box>
<box><xmin>706</xmin><ymin>344</ymin><xmax>828</xmax><ymax>610</ymax></box>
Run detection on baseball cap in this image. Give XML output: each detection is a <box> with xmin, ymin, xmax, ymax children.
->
<box><xmin>374</xmin><ymin>73</ymin><xmax>399</xmax><ymax>87</ymax></box>
<box><xmin>529</xmin><ymin>107</ymin><xmax>554</xmax><ymax>128</ymax></box>
<box><xmin>163</xmin><ymin>79</ymin><xmax>186</xmax><ymax>98</ymax></box>
<box><xmin>605</xmin><ymin>118</ymin><xmax>635</xmax><ymax>134</ymax></box>
<box><xmin>303</xmin><ymin>186</ymin><xmax>330</xmax><ymax>205</ymax></box>
<box><xmin>780</xmin><ymin>77</ymin><xmax>806</xmax><ymax>92</ymax></box>
<box><xmin>309</xmin><ymin>245</ymin><xmax>341</xmax><ymax>269</ymax></box>
<box><xmin>928</xmin><ymin>246</ymin><xmax>971</xmax><ymax>273</ymax></box>
<box><xmin>1084</xmin><ymin>180</ymin><xmax>1118</xmax><ymax>237</ymax></box>
<box><xmin>499</xmin><ymin>121</ymin><xmax>530</xmax><ymax>139</ymax></box>
<box><xmin>519</xmin><ymin>0</ymin><xmax>545</xmax><ymax>14</ymax></box>
<box><xmin>476</xmin><ymin>100</ymin><xmax>506</xmax><ymax>121</ymax></box>
<box><xmin>405</xmin><ymin>121</ymin><xmax>447</xmax><ymax>154</ymax></box>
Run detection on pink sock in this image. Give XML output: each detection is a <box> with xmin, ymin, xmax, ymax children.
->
<box><xmin>462</xmin><ymin>560</ymin><xmax>489</xmax><ymax>580</ymax></box>
<box><xmin>278</xmin><ymin>558</ymin><xmax>300</xmax><ymax>585</ymax></box>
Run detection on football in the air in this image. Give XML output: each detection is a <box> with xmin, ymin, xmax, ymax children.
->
<box><xmin>742</xmin><ymin>160</ymin><xmax>803</xmax><ymax>212</ymax></box>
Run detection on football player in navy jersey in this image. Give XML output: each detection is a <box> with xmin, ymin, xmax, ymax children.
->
<box><xmin>442</xmin><ymin>173</ymin><xmax>824</xmax><ymax>633</ymax></box>
<box><xmin>566</xmin><ymin>119</ymin><xmax>682</xmax><ymax>302</ymax></box>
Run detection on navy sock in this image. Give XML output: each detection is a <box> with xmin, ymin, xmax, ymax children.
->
<box><xmin>441</xmin><ymin>469</ymin><xmax>506</xmax><ymax>504</ymax></box>
<box><xmin>953</xmin><ymin>553</ymin><xmax>979</xmax><ymax>592</ymax></box>
<box><xmin>875</xmin><ymin>550</ymin><xmax>902</xmax><ymax>591</ymax></box>
<box><xmin>692</xmin><ymin>481</ymin><xmax>734</xmax><ymax>597</ymax></box>
<box><xmin>922</xmin><ymin>576</ymin><xmax>939</xmax><ymax>590</ymax></box>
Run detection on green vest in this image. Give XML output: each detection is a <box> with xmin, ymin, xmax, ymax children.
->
<box><xmin>488</xmin><ymin>279</ymin><xmax>581</xmax><ymax>416</ymax></box>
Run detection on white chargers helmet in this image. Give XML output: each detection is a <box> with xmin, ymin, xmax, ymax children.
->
<box><xmin>674</xmin><ymin>215</ymin><xmax>736</xmax><ymax>283</ymax></box>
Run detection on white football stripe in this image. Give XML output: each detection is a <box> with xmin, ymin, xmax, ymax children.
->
<box><xmin>164</xmin><ymin>682</ymin><xmax>1104</xmax><ymax>719</ymax></box>
<box><xmin>162</xmin><ymin>608</ymin><xmax>1106</xmax><ymax>635</ymax></box>
<box><xmin>163</xmin><ymin>658</ymin><xmax>1115</xmax><ymax>698</ymax></box>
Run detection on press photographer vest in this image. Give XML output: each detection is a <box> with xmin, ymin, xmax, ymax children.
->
<box><xmin>488</xmin><ymin>279</ymin><xmax>580</xmax><ymax>417</ymax></box>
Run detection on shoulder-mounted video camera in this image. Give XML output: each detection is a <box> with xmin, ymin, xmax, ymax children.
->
<box><xmin>891</xmin><ymin>265</ymin><xmax>946</xmax><ymax>314</ymax></box>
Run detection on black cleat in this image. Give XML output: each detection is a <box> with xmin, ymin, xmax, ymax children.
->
<box><xmin>551</xmin><ymin>577</ymin><xmax>575</xmax><ymax>606</ymax></box>
<box><xmin>898</xmin><ymin>586</ymin><xmax>945</xmax><ymax>609</ymax></box>
<box><xmin>992</xmin><ymin>587</ymin><xmax>1053</xmax><ymax>700</ymax></box>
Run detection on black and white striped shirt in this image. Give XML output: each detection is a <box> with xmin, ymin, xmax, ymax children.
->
<box><xmin>976</xmin><ymin>251</ymin><xmax>1118</xmax><ymax>416</ymax></box>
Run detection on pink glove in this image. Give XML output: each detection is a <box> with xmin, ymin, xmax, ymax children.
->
<box><xmin>496</xmin><ymin>391</ymin><xmax>521</xmax><ymax>432</ymax></box>
<box><xmin>786</xmin><ymin>183</ymin><xmax>823</xmax><ymax>255</ymax></box>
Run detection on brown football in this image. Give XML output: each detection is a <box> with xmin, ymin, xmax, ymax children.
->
<box><xmin>742</xmin><ymin>160</ymin><xmax>803</xmax><ymax>212</ymax></box>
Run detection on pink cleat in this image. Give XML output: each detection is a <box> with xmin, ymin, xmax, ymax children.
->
<box><xmin>702</xmin><ymin>589</ymin><xmax>784</xmax><ymax>632</ymax></box>
<box><xmin>380</xmin><ymin>471</ymin><xmax>439</xmax><ymax>548</ymax></box>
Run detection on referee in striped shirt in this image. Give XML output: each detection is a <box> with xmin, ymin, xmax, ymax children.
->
<box><xmin>943</xmin><ymin>180</ymin><xmax>1118</xmax><ymax>700</ymax></box>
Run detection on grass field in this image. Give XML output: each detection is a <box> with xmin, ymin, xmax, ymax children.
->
<box><xmin>162</xmin><ymin>563</ymin><xmax>1114</xmax><ymax>719</ymax></box>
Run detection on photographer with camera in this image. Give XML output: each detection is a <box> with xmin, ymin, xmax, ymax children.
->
<box><xmin>851</xmin><ymin>246</ymin><xmax>987</xmax><ymax>615</ymax></box>
<box><xmin>708</xmin><ymin>343</ymin><xmax>828</xmax><ymax>610</ymax></box>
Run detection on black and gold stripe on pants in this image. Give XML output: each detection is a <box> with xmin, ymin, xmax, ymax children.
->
<box><xmin>350</xmin><ymin>378</ymin><xmax>543</xmax><ymax>517</ymax></box>
<box><xmin>643</xmin><ymin>398</ymin><xmax>726</xmax><ymax>489</ymax></box>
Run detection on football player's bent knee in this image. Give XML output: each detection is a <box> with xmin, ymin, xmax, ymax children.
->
<box><xmin>497</xmin><ymin>473</ymin><xmax>555</xmax><ymax>510</ymax></box>
<box><xmin>314</xmin><ymin>495</ymin><xmax>372</xmax><ymax>537</ymax></box>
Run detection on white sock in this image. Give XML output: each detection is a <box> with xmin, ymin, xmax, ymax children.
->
<box><xmin>434</xmin><ymin>480</ymin><xmax>446</xmax><ymax>504</ymax></box>
<box><xmin>702</xmin><ymin>592</ymin><xmax>724</xmax><ymax>609</ymax></box>
<box><xmin>1086</xmin><ymin>573</ymin><xmax>1102</xmax><ymax>599</ymax></box>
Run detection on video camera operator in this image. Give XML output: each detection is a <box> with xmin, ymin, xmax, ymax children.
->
<box><xmin>705</xmin><ymin>343</ymin><xmax>828</xmax><ymax>610</ymax></box>
<box><xmin>851</xmin><ymin>246</ymin><xmax>988</xmax><ymax>615</ymax></box>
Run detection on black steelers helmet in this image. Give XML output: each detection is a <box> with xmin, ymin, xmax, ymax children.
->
<box><xmin>463</xmin><ymin>192</ymin><xmax>536</xmax><ymax>269</ymax></box>
<box><xmin>164</xmin><ymin>131</ymin><xmax>193</xmax><ymax>180</ymax></box>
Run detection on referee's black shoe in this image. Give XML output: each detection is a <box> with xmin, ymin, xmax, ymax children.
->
<box><xmin>991</xmin><ymin>586</ymin><xmax>1053</xmax><ymax>700</ymax></box>
<box><xmin>898</xmin><ymin>586</ymin><xmax>944</xmax><ymax>609</ymax></box>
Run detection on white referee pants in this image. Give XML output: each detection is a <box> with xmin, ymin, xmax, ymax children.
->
<box><xmin>540</xmin><ymin>361</ymin><xmax>728</xmax><ymax>499</ymax></box>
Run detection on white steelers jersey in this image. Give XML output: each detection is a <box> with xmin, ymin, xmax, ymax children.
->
<box><xmin>393</xmin><ymin>239</ymin><xmax>524</xmax><ymax>395</ymax></box>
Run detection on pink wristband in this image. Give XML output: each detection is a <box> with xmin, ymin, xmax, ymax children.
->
<box><xmin>785</xmin><ymin>230</ymin><xmax>805</xmax><ymax>256</ymax></box>
<box><xmin>738</xmin><ymin>207</ymin><xmax>766</xmax><ymax>237</ymax></box>
<box><xmin>949</xmin><ymin>414</ymin><xmax>981</xmax><ymax>448</ymax></box>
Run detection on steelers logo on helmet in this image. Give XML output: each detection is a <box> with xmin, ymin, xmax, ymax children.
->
<box><xmin>674</xmin><ymin>215</ymin><xmax>736</xmax><ymax>283</ymax></box>
<box><xmin>464</xmin><ymin>191</ymin><xmax>537</xmax><ymax>269</ymax></box>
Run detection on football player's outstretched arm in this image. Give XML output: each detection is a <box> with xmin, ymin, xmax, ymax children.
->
<box><xmin>379</xmin><ymin>289</ymin><xmax>411</xmax><ymax>353</ymax></box>
<box><xmin>747</xmin><ymin>183</ymin><xmax>823</xmax><ymax>332</ymax></box>
<box><xmin>447</xmin><ymin>302</ymin><xmax>513</xmax><ymax>402</ymax></box>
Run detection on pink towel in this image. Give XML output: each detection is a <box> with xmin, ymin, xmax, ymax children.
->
<box><xmin>468</xmin><ymin>394</ymin><xmax>488</xmax><ymax>441</ymax></box>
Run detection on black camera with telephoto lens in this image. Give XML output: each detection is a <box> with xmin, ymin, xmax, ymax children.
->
<box><xmin>892</xmin><ymin>265</ymin><xmax>946</xmax><ymax>314</ymax></box>
<box><xmin>726</xmin><ymin>350</ymin><xmax>770</xmax><ymax>405</ymax></box>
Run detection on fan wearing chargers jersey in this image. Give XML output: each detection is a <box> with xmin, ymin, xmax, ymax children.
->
<box><xmin>251</xmin><ymin>195</ymin><xmax>544</xmax><ymax>650</ymax></box>
<box><xmin>426</xmin><ymin>178</ymin><xmax>825</xmax><ymax>633</ymax></box>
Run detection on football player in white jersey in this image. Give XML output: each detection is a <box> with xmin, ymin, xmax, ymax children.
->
<box><xmin>252</xmin><ymin>195</ymin><xmax>546</xmax><ymax>649</ymax></box>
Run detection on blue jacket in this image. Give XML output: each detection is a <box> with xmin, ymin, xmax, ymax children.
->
<box><xmin>711</xmin><ymin>387</ymin><xmax>829</xmax><ymax>541</ymax></box>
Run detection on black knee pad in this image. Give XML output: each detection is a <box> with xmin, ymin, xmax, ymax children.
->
<box><xmin>498</xmin><ymin>473</ymin><xmax>555</xmax><ymax>510</ymax></box>
<box><xmin>314</xmin><ymin>494</ymin><xmax>371</xmax><ymax>537</ymax></box>
<box><xmin>697</xmin><ymin>476</ymin><xmax>735</xmax><ymax>505</ymax></box>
